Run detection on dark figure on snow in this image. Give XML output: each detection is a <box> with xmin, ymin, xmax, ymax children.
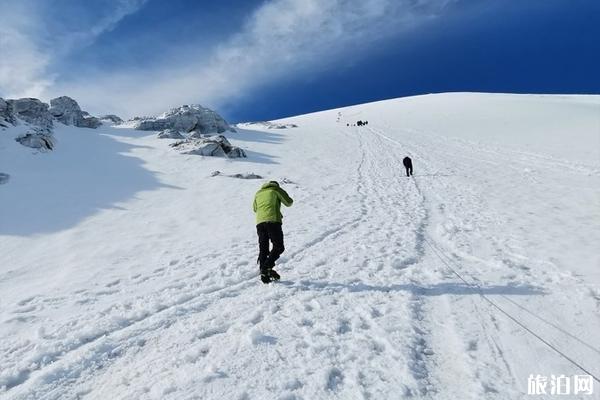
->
<box><xmin>403</xmin><ymin>156</ymin><xmax>413</xmax><ymax>177</ymax></box>
<box><xmin>253</xmin><ymin>181</ymin><xmax>294</xmax><ymax>283</ymax></box>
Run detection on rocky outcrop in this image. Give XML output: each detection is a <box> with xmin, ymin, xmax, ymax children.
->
<box><xmin>169</xmin><ymin>135</ymin><xmax>246</xmax><ymax>158</ymax></box>
<box><xmin>49</xmin><ymin>96</ymin><xmax>80</xmax><ymax>125</ymax></box>
<box><xmin>100</xmin><ymin>114</ymin><xmax>124</xmax><ymax>125</ymax></box>
<box><xmin>1</xmin><ymin>98</ymin><xmax>54</xmax><ymax>150</ymax></box>
<box><xmin>0</xmin><ymin>173</ymin><xmax>9</xmax><ymax>184</ymax></box>
<box><xmin>78</xmin><ymin>115</ymin><xmax>102</xmax><ymax>128</ymax></box>
<box><xmin>2</xmin><ymin>96</ymin><xmax>106</xmax><ymax>152</ymax></box>
<box><xmin>49</xmin><ymin>96</ymin><xmax>101</xmax><ymax>128</ymax></box>
<box><xmin>0</xmin><ymin>98</ymin><xmax>15</xmax><ymax>127</ymax></box>
<box><xmin>15</xmin><ymin>127</ymin><xmax>55</xmax><ymax>151</ymax></box>
<box><xmin>7</xmin><ymin>98</ymin><xmax>53</xmax><ymax>133</ymax></box>
<box><xmin>188</xmin><ymin>130</ymin><xmax>209</xmax><ymax>139</ymax></box>
<box><xmin>157</xmin><ymin>128</ymin><xmax>185</xmax><ymax>139</ymax></box>
<box><xmin>133</xmin><ymin>104</ymin><xmax>234</xmax><ymax>135</ymax></box>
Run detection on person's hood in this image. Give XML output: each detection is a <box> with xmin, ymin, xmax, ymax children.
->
<box><xmin>261</xmin><ymin>181</ymin><xmax>280</xmax><ymax>190</ymax></box>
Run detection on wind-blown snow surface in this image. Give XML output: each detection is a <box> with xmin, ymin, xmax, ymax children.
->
<box><xmin>1</xmin><ymin>93</ymin><xmax>599</xmax><ymax>399</ymax></box>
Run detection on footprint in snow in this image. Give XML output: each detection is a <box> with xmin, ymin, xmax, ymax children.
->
<box><xmin>94</xmin><ymin>289</ymin><xmax>119</xmax><ymax>296</ymax></box>
<box><xmin>298</xmin><ymin>318</ymin><xmax>313</xmax><ymax>327</ymax></box>
<box><xmin>105</xmin><ymin>279</ymin><xmax>120</xmax><ymax>288</ymax></box>
<box><xmin>337</xmin><ymin>319</ymin><xmax>352</xmax><ymax>334</ymax></box>
<box><xmin>246</xmin><ymin>310</ymin><xmax>264</xmax><ymax>325</ymax></box>
<box><xmin>12</xmin><ymin>305</ymin><xmax>37</xmax><ymax>314</ymax></box>
<box><xmin>17</xmin><ymin>296</ymin><xmax>37</xmax><ymax>306</ymax></box>
<box><xmin>326</xmin><ymin>368</ymin><xmax>344</xmax><ymax>392</ymax></box>
<box><xmin>393</xmin><ymin>257</ymin><xmax>418</xmax><ymax>270</ymax></box>
<box><xmin>371</xmin><ymin>308</ymin><xmax>383</xmax><ymax>318</ymax></box>
<box><xmin>202</xmin><ymin>366</ymin><xmax>228</xmax><ymax>383</ymax></box>
<box><xmin>249</xmin><ymin>329</ymin><xmax>277</xmax><ymax>345</ymax></box>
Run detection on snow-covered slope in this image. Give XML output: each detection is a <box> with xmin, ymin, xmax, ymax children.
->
<box><xmin>1</xmin><ymin>93</ymin><xmax>599</xmax><ymax>399</ymax></box>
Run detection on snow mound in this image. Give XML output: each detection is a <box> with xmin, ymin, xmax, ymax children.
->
<box><xmin>237</xmin><ymin>121</ymin><xmax>298</xmax><ymax>129</ymax></box>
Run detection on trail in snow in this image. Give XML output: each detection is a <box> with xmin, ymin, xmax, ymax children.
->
<box><xmin>365</xmin><ymin>122</ymin><xmax>600</xmax><ymax>384</ymax></box>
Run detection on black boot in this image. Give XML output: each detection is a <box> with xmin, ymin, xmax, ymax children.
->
<box><xmin>268</xmin><ymin>269</ymin><xmax>280</xmax><ymax>281</ymax></box>
<box><xmin>260</xmin><ymin>272</ymin><xmax>271</xmax><ymax>284</ymax></box>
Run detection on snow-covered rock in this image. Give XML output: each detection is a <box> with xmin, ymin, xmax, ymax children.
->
<box><xmin>169</xmin><ymin>135</ymin><xmax>246</xmax><ymax>158</ymax></box>
<box><xmin>49</xmin><ymin>96</ymin><xmax>102</xmax><ymax>129</ymax></box>
<box><xmin>230</xmin><ymin>172</ymin><xmax>262</xmax><ymax>179</ymax></box>
<box><xmin>15</xmin><ymin>128</ymin><xmax>55</xmax><ymax>150</ymax></box>
<box><xmin>49</xmin><ymin>96</ymin><xmax>81</xmax><ymax>125</ymax></box>
<box><xmin>211</xmin><ymin>171</ymin><xmax>263</xmax><ymax>179</ymax></box>
<box><xmin>0</xmin><ymin>98</ymin><xmax>15</xmax><ymax>127</ymax></box>
<box><xmin>134</xmin><ymin>104</ymin><xmax>234</xmax><ymax>135</ymax></box>
<box><xmin>78</xmin><ymin>115</ymin><xmax>102</xmax><ymax>128</ymax></box>
<box><xmin>0</xmin><ymin>173</ymin><xmax>9</xmax><ymax>184</ymax></box>
<box><xmin>99</xmin><ymin>114</ymin><xmax>124</xmax><ymax>125</ymax></box>
<box><xmin>225</xmin><ymin>146</ymin><xmax>246</xmax><ymax>158</ymax></box>
<box><xmin>7</xmin><ymin>98</ymin><xmax>53</xmax><ymax>132</ymax></box>
<box><xmin>188</xmin><ymin>130</ymin><xmax>208</xmax><ymax>139</ymax></box>
<box><xmin>157</xmin><ymin>128</ymin><xmax>185</xmax><ymax>139</ymax></box>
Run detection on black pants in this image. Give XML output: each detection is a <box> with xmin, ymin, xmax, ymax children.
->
<box><xmin>404</xmin><ymin>165</ymin><xmax>413</xmax><ymax>176</ymax></box>
<box><xmin>257</xmin><ymin>222</ymin><xmax>285</xmax><ymax>272</ymax></box>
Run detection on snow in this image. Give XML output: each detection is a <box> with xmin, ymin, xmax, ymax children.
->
<box><xmin>1</xmin><ymin>93</ymin><xmax>599</xmax><ymax>399</ymax></box>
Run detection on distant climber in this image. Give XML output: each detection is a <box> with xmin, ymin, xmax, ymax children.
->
<box><xmin>253</xmin><ymin>181</ymin><xmax>294</xmax><ymax>283</ymax></box>
<box><xmin>403</xmin><ymin>156</ymin><xmax>413</xmax><ymax>177</ymax></box>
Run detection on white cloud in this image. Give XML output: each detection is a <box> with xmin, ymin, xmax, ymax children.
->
<box><xmin>0</xmin><ymin>1</ymin><xmax>52</xmax><ymax>97</ymax></box>
<box><xmin>0</xmin><ymin>0</ymin><xmax>147</xmax><ymax>98</ymax></box>
<box><xmin>2</xmin><ymin>0</ymin><xmax>455</xmax><ymax>117</ymax></box>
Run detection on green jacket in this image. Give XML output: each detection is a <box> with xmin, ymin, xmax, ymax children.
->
<box><xmin>253</xmin><ymin>181</ymin><xmax>293</xmax><ymax>224</ymax></box>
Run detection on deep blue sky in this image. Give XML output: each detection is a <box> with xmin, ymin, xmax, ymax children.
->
<box><xmin>1</xmin><ymin>0</ymin><xmax>598</xmax><ymax>121</ymax></box>
<box><xmin>224</xmin><ymin>0</ymin><xmax>600</xmax><ymax>121</ymax></box>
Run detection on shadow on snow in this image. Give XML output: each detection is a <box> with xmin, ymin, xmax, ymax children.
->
<box><xmin>228</xmin><ymin>128</ymin><xmax>286</xmax><ymax>145</ymax></box>
<box><xmin>227</xmin><ymin>128</ymin><xmax>285</xmax><ymax>164</ymax></box>
<box><xmin>0</xmin><ymin>127</ymin><xmax>181</xmax><ymax>236</ymax></box>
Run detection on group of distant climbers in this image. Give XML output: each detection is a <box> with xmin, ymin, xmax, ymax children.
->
<box><xmin>346</xmin><ymin>120</ymin><xmax>369</xmax><ymax>127</ymax></box>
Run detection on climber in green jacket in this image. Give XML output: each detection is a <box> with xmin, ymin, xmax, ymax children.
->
<box><xmin>253</xmin><ymin>181</ymin><xmax>293</xmax><ymax>283</ymax></box>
